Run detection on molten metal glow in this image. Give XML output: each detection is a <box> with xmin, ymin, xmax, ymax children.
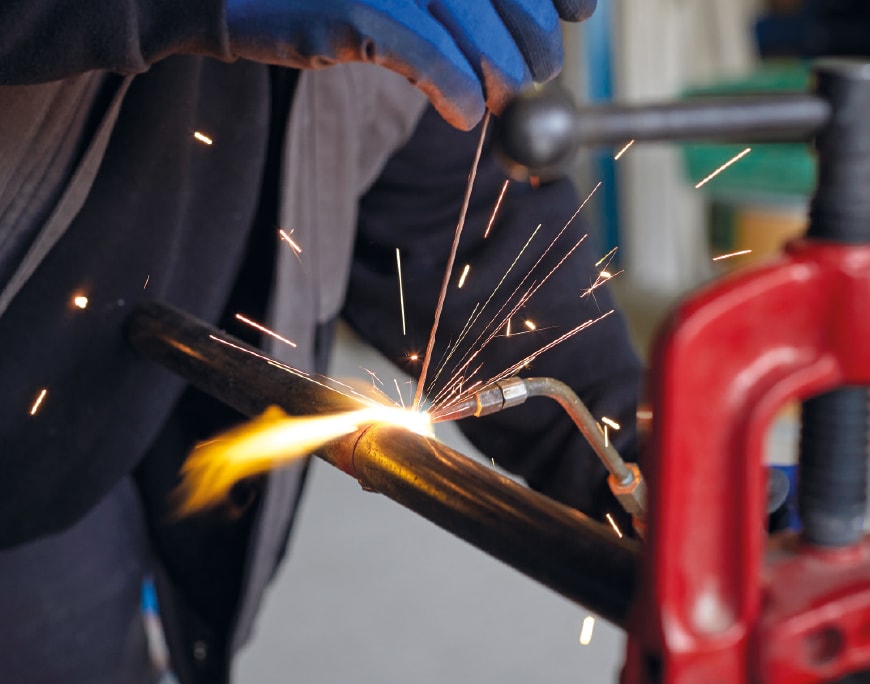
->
<box><xmin>73</xmin><ymin>295</ymin><xmax>89</xmax><ymax>309</ymax></box>
<box><xmin>524</xmin><ymin>319</ymin><xmax>536</xmax><ymax>331</ymax></box>
<box><xmin>175</xmin><ymin>404</ymin><xmax>433</xmax><ymax>514</ymax></box>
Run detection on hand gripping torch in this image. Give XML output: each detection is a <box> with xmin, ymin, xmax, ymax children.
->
<box><xmin>496</xmin><ymin>59</ymin><xmax>870</xmax><ymax>684</ymax></box>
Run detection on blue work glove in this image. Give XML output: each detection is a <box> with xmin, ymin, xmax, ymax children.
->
<box><xmin>225</xmin><ymin>0</ymin><xmax>597</xmax><ymax>129</ymax></box>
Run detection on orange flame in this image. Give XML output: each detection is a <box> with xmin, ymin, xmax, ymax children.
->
<box><xmin>175</xmin><ymin>404</ymin><xmax>433</xmax><ymax>515</ymax></box>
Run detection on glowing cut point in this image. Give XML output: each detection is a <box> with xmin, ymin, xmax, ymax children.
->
<box><xmin>524</xmin><ymin>319</ymin><xmax>536</xmax><ymax>331</ymax></box>
<box><xmin>579</xmin><ymin>616</ymin><xmax>596</xmax><ymax>645</ymax></box>
<box><xmin>30</xmin><ymin>388</ymin><xmax>48</xmax><ymax>416</ymax></box>
<box><xmin>409</xmin><ymin>354</ymin><xmax>419</xmax><ymax>362</ymax></box>
<box><xmin>193</xmin><ymin>131</ymin><xmax>213</xmax><ymax>145</ymax></box>
<box><xmin>73</xmin><ymin>295</ymin><xmax>89</xmax><ymax>309</ymax></box>
<box><xmin>175</xmin><ymin>404</ymin><xmax>433</xmax><ymax>514</ymax></box>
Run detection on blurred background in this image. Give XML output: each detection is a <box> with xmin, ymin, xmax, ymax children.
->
<box><xmin>236</xmin><ymin>1</ymin><xmax>866</xmax><ymax>680</ymax></box>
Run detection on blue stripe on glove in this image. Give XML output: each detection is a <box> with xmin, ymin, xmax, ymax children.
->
<box><xmin>225</xmin><ymin>0</ymin><xmax>596</xmax><ymax>129</ymax></box>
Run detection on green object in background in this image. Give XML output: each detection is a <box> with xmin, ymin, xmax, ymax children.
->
<box><xmin>681</xmin><ymin>61</ymin><xmax>817</xmax><ymax>201</ymax></box>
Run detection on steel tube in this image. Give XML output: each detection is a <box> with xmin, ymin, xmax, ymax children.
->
<box><xmin>497</xmin><ymin>89</ymin><xmax>831</xmax><ymax>178</ymax></box>
<box><xmin>127</xmin><ymin>301</ymin><xmax>639</xmax><ymax>625</ymax></box>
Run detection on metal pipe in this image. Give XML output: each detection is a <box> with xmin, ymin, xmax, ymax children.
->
<box><xmin>337</xmin><ymin>426</ymin><xmax>639</xmax><ymax>624</ymax></box>
<box><xmin>523</xmin><ymin>377</ymin><xmax>632</xmax><ymax>484</ymax></box>
<box><xmin>496</xmin><ymin>88</ymin><xmax>831</xmax><ymax>178</ymax></box>
<box><xmin>127</xmin><ymin>302</ymin><xmax>639</xmax><ymax>625</ymax></box>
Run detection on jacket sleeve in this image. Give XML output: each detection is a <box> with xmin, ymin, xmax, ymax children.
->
<box><xmin>343</xmin><ymin>104</ymin><xmax>643</xmax><ymax>521</ymax></box>
<box><xmin>0</xmin><ymin>0</ymin><xmax>230</xmax><ymax>84</ymax></box>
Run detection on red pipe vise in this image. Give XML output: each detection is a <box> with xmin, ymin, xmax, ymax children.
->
<box><xmin>623</xmin><ymin>60</ymin><xmax>870</xmax><ymax>684</ymax></box>
<box><xmin>624</xmin><ymin>239</ymin><xmax>870</xmax><ymax>684</ymax></box>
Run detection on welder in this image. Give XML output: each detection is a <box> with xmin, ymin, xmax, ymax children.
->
<box><xmin>0</xmin><ymin>2</ymin><xmax>643</xmax><ymax>682</ymax></box>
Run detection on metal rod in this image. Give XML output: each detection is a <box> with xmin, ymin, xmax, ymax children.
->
<box><xmin>523</xmin><ymin>377</ymin><xmax>632</xmax><ymax>484</ymax></box>
<box><xmin>127</xmin><ymin>302</ymin><xmax>639</xmax><ymax>625</ymax></box>
<box><xmin>496</xmin><ymin>89</ymin><xmax>831</xmax><ymax>178</ymax></box>
<box><xmin>341</xmin><ymin>426</ymin><xmax>638</xmax><ymax>625</ymax></box>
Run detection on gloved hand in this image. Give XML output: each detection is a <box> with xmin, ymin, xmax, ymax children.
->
<box><xmin>225</xmin><ymin>0</ymin><xmax>597</xmax><ymax>129</ymax></box>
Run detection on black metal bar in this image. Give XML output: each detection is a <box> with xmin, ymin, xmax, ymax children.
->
<box><xmin>127</xmin><ymin>301</ymin><xmax>639</xmax><ymax>625</ymax></box>
<box><xmin>496</xmin><ymin>88</ymin><xmax>830</xmax><ymax>178</ymax></box>
<box><xmin>347</xmin><ymin>426</ymin><xmax>638</xmax><ymax>625</ymax></box>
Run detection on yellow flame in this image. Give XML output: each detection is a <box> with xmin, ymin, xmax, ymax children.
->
<box><xmin>175</xmin><ymin>404</ymin><xmax>433</xmax><ymax>515</ymax></box>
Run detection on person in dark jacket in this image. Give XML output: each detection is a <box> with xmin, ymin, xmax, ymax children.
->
<box><xmin>0</xmin><ymin>2</ymin><xmax>640</xmax><ymax>682</ymax></box>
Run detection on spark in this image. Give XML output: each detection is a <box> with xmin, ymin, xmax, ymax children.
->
<box><xmin>595</xmin><ymin>246</ymin><xmax>619</xmax><ymax>268</ymax></box>
<box><xmin>637</xmin><ymin>408</ymin><xmax>653</xmax><ymax>420</ymax></box>
<box><xmin>601</xmin><ymin>416</ymin><xmax>621</xmax><ymax>430</ymax></box>
<box><xmin>193</xmin><ymin>131</ymin><xmax>213</xmax><ymax>145</ymax></box>
<box><xmin>426</xmin><ymin>224</ymin><xmax>542</xmax><ymax>395</ymax></box>
<box><xmin>694</xmin><ymin>147</ymin><xmax>751</xmax><ymax>189</ymax></box>
<box><xmin>483</xmin><ymin>179</ymin><xmax>510</xmax><ymax>238</ymax></box>
<box><xmin>396</xmin><ymin>248</ymin><xmax>407</xmax><ymax>336</ymax></box>
<box><xmin>394</xmin><ymin>378</ymin><xmax>406</xmax><ymax>408</ymax></box>
<box><xmin>524</xmin><ymin>319</ymin><xmax>536</xmax><ymax>331</ymax></box>
<box><xmin>174</xmin><ymin>404</ymin><xmax>434</xmax><ymax>514</ymax></box>
<box><xmin>713</xmin><ymin>249</ymin><xmax>752</xmax><ymax>262</ymax></box>
<box><xmin>579</xmin><ymin>616</ymin><xmax>596</xmax><ymax>645</ymax></box>
<box><xmin>279</xmin><ymin>229</ymin><xmax>303</xmax><ymax>255</ymax></box>
<box><xmin>604</xmin><ymin>425</ymin><xmax>609</xmax><ymax>448</ymax></box>
<box><xmin>606</xmin><ymin>513</ymin><xmax>623</xmax><ymax>538</ymax></box>
<box><xmin>409</xmin><ymin>354</ymin><xmax>419</xmax><ymax>362</ymax></box>
<box><xmin>506</xmin><ymin>319</ymin><xmax>511</xmax><ymax>337</ymax></box>
<box><xmin>614</xmin><ymin>139</ymin><xmax>635</xmax><ymax>160</ymax></box>
<box><xmin>235</xmin><ymin>313</ymin><xmax>297</xmax><ymax>349</ymax></box>
<box><xmin>414</xmin><ymin>111</ymin><xmax>490</xmax><ymax>410</ymax></box>
<box><xmin>457</xmin><ymin>264</ymin><xmax>471</xmax><ymax>289</ymax></box>
<box><xmin>431</xmin><ymin>183</ymin><xmax>600</xmax><ymax>402</ymax></box>
<box><xmin>363</xmin><ymin>368</ymin><xmax>384</xmax><ymax>387</ymax></box>
<box><xmin>143</xmin><ymin>274</ymin><xmax>150</xmax><ymax>289</ymax></box>
<box><xmin>72</xmin><ymin>295</ymin><xmax>89</xmax><ymax>309</ymax></box>
<box><xmin>30</xmin><ymin>388</ymin><xmax>48</xmax><ymax>415</ymax></box>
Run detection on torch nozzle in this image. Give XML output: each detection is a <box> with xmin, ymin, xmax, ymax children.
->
<box><xmin>429</xmin><ymin>376</ymin><xmax>646</xmax><ymax>533</ymax></box>
<box><xmin>430</xmin><ymin>377</ymin><xmax>529</xmax><ymax>423</ymax></box>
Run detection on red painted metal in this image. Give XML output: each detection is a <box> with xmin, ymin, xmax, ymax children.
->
<box><xmin>622</xmin><ymin>239</ymin><xmax>870</xmax><ymax>684</ymax></box>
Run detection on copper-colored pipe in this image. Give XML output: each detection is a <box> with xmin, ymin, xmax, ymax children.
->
<box><xmin>127</xmin><ymin>302</ymin><xmax>638</xmax><ymax>626</ymax></box>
